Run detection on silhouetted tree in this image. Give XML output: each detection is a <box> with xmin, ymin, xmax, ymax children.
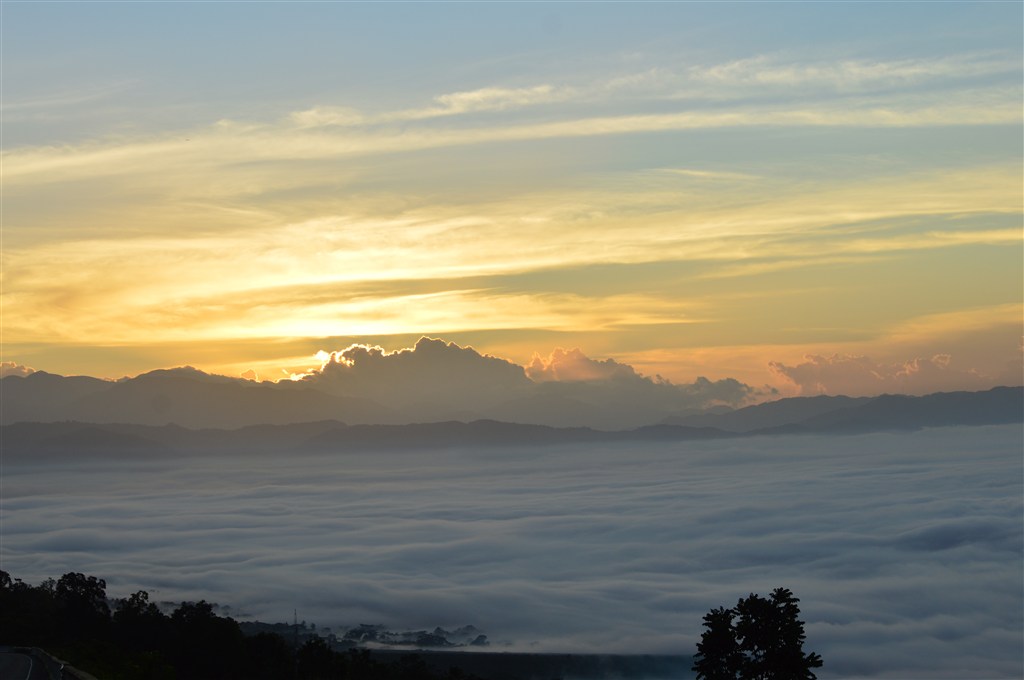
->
<box><xmin>693</xmin><ymin>588</ymin><xmax>822</xmax><ymax>680</ymax></box>
<box><xmin>55</xmin><ymin>572</ymin><xmax>110</xmax><ymax>643</ymax></box>
<box><xmin>392</xmin><ymin>654</ymin><xmax>437</xmax><ymax>680</ymax></box>
<box><xmin>1</xmin><ymin>570</ymin><xmax>485</xmax><ymax>680</ymax></box>
<box><xmin>242</xmin><ymin>632</ymin><xmax>295</xmax><ymax>680</ymax></box>
<box><xmin>113</xmin><ymin>590</ymin><xmax>172</xmax><ymax>657</ymax></box>
<box><xmin>693</xmin><ymin>606</ymin><xmax>742</xmax><ymax>680</ymax></box>
<box><xmin>170</xmin><ymin>600</ymin><xmax>246</xmax><ymax>679</ymax></box>
<box><xmin>297</xmin><ymin>636</ymin><xmax>347</xmax><ymax>679</ymax></box>
<box><xmin>56</xmin><ymin>572</ymin><xmax>109</xmax><ymax>615</ymax></box>
<box><xmin>0</xmin><ymin>570</ymin><xmax>57</xmax><ymax>644</ymax></box>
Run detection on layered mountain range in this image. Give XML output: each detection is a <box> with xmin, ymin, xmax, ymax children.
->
<box><xmin>3</xmin><ymin>362</ymin><xmax>1019</xmax><ymax>458</ymax></box>
<box><xmin>1</xmin><ymin>338</ymin><xmax>768</xmax><ymax>430</ymax></box>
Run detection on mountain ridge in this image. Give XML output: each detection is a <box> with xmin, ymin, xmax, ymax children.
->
<box><xmin>5</xmin><ymin>366</ymin><xmax>1020</xmax><ymax>433</ymax></box>
<box><xmin>3</xmin><ymin>386</ymin><xmax>1019</xmax><ymax>458</ymax></box>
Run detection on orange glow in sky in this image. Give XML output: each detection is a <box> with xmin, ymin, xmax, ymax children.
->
<box><xmin>2</xmin><ymin>3</ymin><xmax>1021</xmax><ymax>397</ymax></box>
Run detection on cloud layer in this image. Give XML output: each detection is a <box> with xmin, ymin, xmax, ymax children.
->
<box><xmin>0</xmin><ymin>361</ymin><xmax>35</xmax><ymax>378</ymax></box>
<box><xmin>768</xmin><ymin>353</ymin><xmax>1005</xmax><ymax>396</ymax></box>
<box><xmin>2</xmin><ymin>425</ymin><xmax>1020</xmax><ymax>678</ymax></box>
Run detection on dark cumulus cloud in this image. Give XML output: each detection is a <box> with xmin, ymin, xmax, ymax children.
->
<box><xmin>301</xmin><ymin>337</ymin><xmax>533</xmax><ymax>421</ymax></box>
<box><xmin>300</xmin><ymin>338</ymin><xmax>761</xmax><ymax>429</ymax></box>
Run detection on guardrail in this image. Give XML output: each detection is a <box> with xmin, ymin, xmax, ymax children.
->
<box><xmin>16</xmin><ymin>647</ymin><xmax>99</xmax><ymax>680</ymax></box>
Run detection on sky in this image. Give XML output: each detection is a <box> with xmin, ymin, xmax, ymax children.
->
<box><xmin>4</xmin><ymin>426</ymin><xmax>1022</xmax><ymax>677</ymax></box>
<box><xmin>2</xmin><ymin>1</ymin><xmax>1022</xmax><ymax>397</ymax></box>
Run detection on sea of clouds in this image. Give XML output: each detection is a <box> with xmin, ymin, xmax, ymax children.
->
<box><xmin>3</xmin><ymin>425</ymin><xmax>1021</xmax><ymax>678</ymax></box>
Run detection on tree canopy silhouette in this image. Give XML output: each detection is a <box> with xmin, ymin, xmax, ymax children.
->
<box><xmin>0</xmin><ymin>569</ymin><xmax>485</xmax><ymax>680</ymax></box>
<box><xmin>693</xmin><ymin>587</ymin><xmax>823</xmax><ymax>680</ymax></box>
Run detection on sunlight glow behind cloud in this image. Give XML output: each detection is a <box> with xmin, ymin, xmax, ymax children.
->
<box><xmin>2</xmin><ymin>10</ymin><xmax>1022</xmax><ymax>678</ymax></box>
<box><xmin>2</xmin><ymin>4</ymin><xmax>1021</xmax><ymax>393</ymax></box>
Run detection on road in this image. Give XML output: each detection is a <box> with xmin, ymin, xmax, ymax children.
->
<box><xmin>0</xmin><ymin>651</ymin><xmax>52</xmax><ymax>680</ymax></box>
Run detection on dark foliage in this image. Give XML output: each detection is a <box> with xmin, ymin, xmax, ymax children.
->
<box><xmin>693</xmin><ymin>588</ymin><xmax>823</xmax><ymax>680</ymax></box>
<box><xmin>0</xmin><ymin>570</ymin><xmax>482</xmax><ymax>680</ymax></box>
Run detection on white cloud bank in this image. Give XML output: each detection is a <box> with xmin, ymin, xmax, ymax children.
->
<box><xmin>2</xmin><ymin>426</ymin><xmax>1020</xmax><ymax>678</ymax></box>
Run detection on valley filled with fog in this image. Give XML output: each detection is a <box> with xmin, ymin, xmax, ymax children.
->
<box><xmin>3</xmin><ymin>425</ymin><xmax>1021</xmax><ymax>678</ymax></box>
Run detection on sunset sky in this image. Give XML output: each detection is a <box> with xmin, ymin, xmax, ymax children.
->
<box><xmin>2</xmin><ymin>1</ymin><xmax>1021</xmax><ymax>397</ymax></box>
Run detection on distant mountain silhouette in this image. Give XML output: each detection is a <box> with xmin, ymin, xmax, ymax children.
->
<box><xmin>661</xmin><ymin>394</ymin><xmax>871</xmax><ymax>431</ymax></box>
<box><xmin>2</xmin><ymin>366</ymin><xmax>1020</xmax><ymax>436</ymax></box>
<box><xmin>3</xmin><ymin>387</ymin><xmax>1019</xmax><ymax>459</ymax></box>
<box><xmin>1</xmin><ymin>339</ymin><xmax>765</xmax><ymax>429</ymax></box>
<box><xmin>3</xmin><ymin>421</ymin><xmax>172</xmax><ymax>459</ymax></box>
<box><xmin>2</xmin><ymin>420</ymin><xmax>350</xmax><ymax>459</ymax></box>
<box><xmin>1</xmin><ymin>369</ymin><xmax>395</xmax><ymax>428</ymax></box>
<box><xmin>1</xmin><ymin>366</ymin><xmax>720</xmax><ymax>430</ymax></box>
<box><xmin>1</xmin><ymin>371</ymin><xmax>110</xmax><ymax>424</ymax></box>
<box><xmin>0</xmin><ymin>419</ymin><xmax>737</xmax><ymax>458</ymax></box>
<box><xmin>662</xmin><ymin>388</ymin><xmax>1021</xmax><ymax>434</ymax></box>
<box><xmin>794</xmin><ymin>387</ymin><xmax>1023</xmax><ymax>433</ymax></box>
